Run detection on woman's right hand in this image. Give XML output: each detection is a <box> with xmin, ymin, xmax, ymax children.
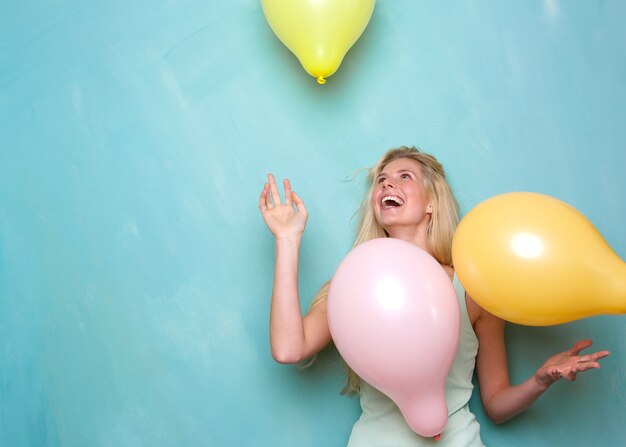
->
<box><xmin>259</xmin><ymin>174</ymin><xmax>308</xmax><ymax>240</ymax></box>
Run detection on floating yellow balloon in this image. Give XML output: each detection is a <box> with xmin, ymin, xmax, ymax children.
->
<box><xmin>261</xmin><ymin>0</ymin><xmax>376</xmax><ymax>84</ymax></box>
<box><xmin>452</xmin><ymin>192</ymin><xmax>626</xmax><ymax>326</ymax></box>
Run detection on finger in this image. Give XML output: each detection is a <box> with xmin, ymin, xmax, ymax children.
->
<box><xmin>292</xmin><ymin>191</ymin><xmax>308</xmax><ymax>215</ymax></box>
<box><xmin>259</xmin><ymin>183</ymin><xmax>269</xmax><ymax>212</ymax></box>
<box><xmin>569</xmin><ymin>339</ymin><xmax>593</xmax><ymax>356</ymax></box>
<box><xmin>568</xmin><ymin>371</ymin><xmax>577</xmax><ymax>382</ymax></box>
<box><xmin>593</xmin><ymin>350</ymin><xmax>611</xmax><ymax>360</ymax></box>
<box><xmin>284</xmin><ymin>178</ymin><xmax>293</xmax><ymax>207</ymax></box>
<box><xmin>578</xmin><ymin>350</ymin><xmax>610</xmax><ymax>363</ymax></box>
<box><xmin>264</xmin><ymin>181</ymin><xmax>273</xmax><ymax>209</ymax></box>
<box><xmin>574</xmin><ymin>361</ymin><xmax>601</xmax><ymax>372</ymax></box>
<box><xmin>548</xmin><ymin>367</ymin><xmax>561</xmax><ymax>381</ymax></box>
<box><xmin>268</xmin><ymin>173</ymin><xmax>282</xmax><ymax>206</ymax></box>
<box><xmin>557</xmin><ymin>367</ymin><xmax>576</xmax><ymax>381</ymax></box>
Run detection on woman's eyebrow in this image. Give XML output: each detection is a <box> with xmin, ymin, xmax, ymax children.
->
<box><xmin>377</xmin><ymin>169</ymin><xmax>416</xmax><ymax>181</ymax></box>
<box><xmin>396</xmin><ymin>169</ymin><xmax>416</xmax><ymax>176</ymax></box>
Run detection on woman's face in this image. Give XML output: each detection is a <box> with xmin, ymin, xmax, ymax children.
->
<box><xmin>372</xmin><ymin>157</ymin><xmax>432</xmax><ymax>232</ymax></box>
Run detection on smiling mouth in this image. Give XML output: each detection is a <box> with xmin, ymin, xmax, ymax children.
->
<box><xmin>381</xmin><ymin>195</ymin><xmax>404</xmax><ymax>209</ymax></box>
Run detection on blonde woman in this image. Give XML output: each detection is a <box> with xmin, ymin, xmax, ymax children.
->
<box><xmin>259</xmin><ymin>146</ymin><xmax>609</xmax><ymax>446</ymax></box>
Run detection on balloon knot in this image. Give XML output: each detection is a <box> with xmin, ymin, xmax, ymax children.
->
<box><xmin>316</xmin><ymin>76</ymin><xmax>326</xmax><ymax>85</ymax></box>
<box><xmin>434</xmin><ymin>434</ymin><xmax>441</xmax><ymax>441</ymax></box>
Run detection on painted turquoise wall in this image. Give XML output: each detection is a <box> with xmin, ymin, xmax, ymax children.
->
<box><xmin>1</xmin><ymin>1</ymin><xmax>624</xmax><ymax>446</ymax></box>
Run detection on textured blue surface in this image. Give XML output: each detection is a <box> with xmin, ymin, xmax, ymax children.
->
<box><xmin>1</xmin><ymin>1</ymin><xmax>624</xmax><ymax>446</ymax></box>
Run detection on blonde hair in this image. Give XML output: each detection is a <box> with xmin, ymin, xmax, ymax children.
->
<box><xmin>310</xmin><ymin>146</ymin><xmax>460</xmax><ymax>393</ymax></box>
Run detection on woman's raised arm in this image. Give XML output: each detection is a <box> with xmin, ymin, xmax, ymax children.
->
<box><xmin>259</xmin><ymin>174</ymin><xmax>332</xmax><ymax>364</ymax></box>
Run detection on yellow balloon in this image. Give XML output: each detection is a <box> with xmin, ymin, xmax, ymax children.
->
<box><xmin>452</xmin><ymin>192</ymin><xmax>626</xmax><ymax>326</ymax></box>
<box><xmin>261</xmin><ymin>0</ymin><xmax>376</xmax><ymax>84</ymax></box>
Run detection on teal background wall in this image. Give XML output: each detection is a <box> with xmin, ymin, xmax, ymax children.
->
<box><xmin>1</xmin><ymin>1</ymin><xmax>624</xmax><ymax>446</ymax></box>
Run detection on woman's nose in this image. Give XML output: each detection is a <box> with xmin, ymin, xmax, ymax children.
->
<box><xmin>383</xmin><ymin>177</ymin><xmax>396</xmax><ymax>188</ymax></box>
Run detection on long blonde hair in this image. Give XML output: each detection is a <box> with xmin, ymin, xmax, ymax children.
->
<box><xmin>311</xmin><ymin>146</ymin><xmax>460</xmax><ymax>393</ymax></box>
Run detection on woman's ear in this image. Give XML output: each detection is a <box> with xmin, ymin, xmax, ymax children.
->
<box><xmin>426</xmin><ymin>203</ymin><xmax>433</xmax><ymax>214</ymax></box>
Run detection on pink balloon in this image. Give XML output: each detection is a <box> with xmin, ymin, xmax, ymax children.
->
<box><xmin>327</xmin><ymin>238</ymin><xmax>460</xmax><ymax>438</ymax></box>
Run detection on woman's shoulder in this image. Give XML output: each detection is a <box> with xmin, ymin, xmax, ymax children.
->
<box><xmin>464</xmin><ymin>293</ymin><xmax>483</xmax><ymax>327</ymax></box>
<box><xmin>442</xmin><ymin>264</ymin><xmax>455</xmax><ymax>281</ymax></box>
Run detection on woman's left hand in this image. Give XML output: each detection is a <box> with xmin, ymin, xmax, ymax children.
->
<box><xmin>535</xmin><ymin>339</ymin><xmax>610</xmax><ymax>388</ymax></box>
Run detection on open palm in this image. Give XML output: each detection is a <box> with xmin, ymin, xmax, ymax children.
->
<box><xmin>259</xmin><ymin>174</ymin><xmax>308</xmax><ymax>240</ymax></box>
<box><xmin>537</xmin><ymin>339</ymin><xmax>610</xmax><ymax>385</ymax></box>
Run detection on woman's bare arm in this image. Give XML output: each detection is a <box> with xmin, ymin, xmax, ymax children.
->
<box><xmin>259</xmin><ymin>174</ymin><xmax>331</xmax><ymax>363</ymax></box>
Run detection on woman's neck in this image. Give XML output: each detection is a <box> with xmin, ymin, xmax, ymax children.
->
<box><xmin>386</xmin><ymin>225</ymin><xmax>429</xmax><ymax>253</ymax></box>
<box><xmin>386</xmin><ymin>228</ymin><xmax>454</xmax><ymax>281</ymax></box>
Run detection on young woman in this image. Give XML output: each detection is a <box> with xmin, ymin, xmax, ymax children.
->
<box><xmin>258</xmin><ymin>146</ymin><xmax>610</xmax><ymax>446</ymax></box>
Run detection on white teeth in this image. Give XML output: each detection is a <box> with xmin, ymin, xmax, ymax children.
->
<box><xmin>381</xmin><ymin>195</ymin><xmax>404</xmax><ymax>207</ymax></box>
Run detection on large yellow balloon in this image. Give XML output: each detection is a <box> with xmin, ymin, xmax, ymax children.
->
<box><xmin>261</xmin><ymin>0</ymin><xmax>376</xmax><ymax>84</ymax></box>
<box><xmin>452</xmin><ymin>192</ymin><xmax>626</xmax><ymax>326</ymax></box>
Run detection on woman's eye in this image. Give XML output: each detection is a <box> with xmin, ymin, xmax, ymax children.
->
<box><xmin>401</xmin><ymin>173</ymin><xmax>411</xmax><ymax>179</ymax></box>
<box><xmin>377</xmin><ymin>177</ymin><xmax>385</xmax><ymax>184</ymax></box>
